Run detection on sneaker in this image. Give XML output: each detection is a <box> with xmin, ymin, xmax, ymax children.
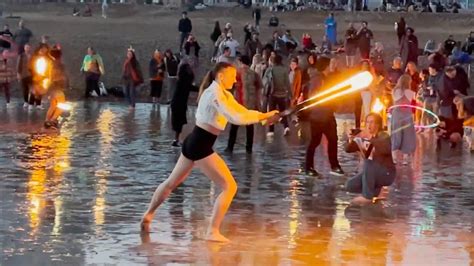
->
<box><xmin>305</xmin><ymin>168</ymin><xmax>320</xmax><ymax>177</ymax></box>
<box><xmin>23</xmin><ymin>102</ymin><xmax>29</xmax><ymax>108</ymax></box>
<box><xmin>36</xmin><ymin>105</ymin><xmax>44</xmax><ymax>110</ymax></box>
<box><xmin>283</xmin><ymin>127</ymin><xmax>290</xmax><ymax>136</ymax></box>
<box><xmin>266</xmin><ymin>132</ymin><xmax>274</xmax><ymax>137</ymax></box>
<box><xmin>171</xmin><ymin>140</ymin><xmax>181</xmax><ymax>147</ymax></box>
<box><xmin>330</xmin><ymin>166</ymin><xmax>345</xmax><ymax>176</ymax></box>
<box><xmin>5</xmin><ymin>103</ymin><xmax>10</xmax><ymax>108</ymax></box>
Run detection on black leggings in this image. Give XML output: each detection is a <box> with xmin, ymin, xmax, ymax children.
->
<box><xmin>20</xmin><ymin>77</ymin><xmax>32</xmax><ymax>103</ymax></box>
<box><xmin>305</xmin><ymin>117</ymin><xmax>340</xmax><ymax>170</ymax></box>
<box><xmin>85</xmin><ymin>72</ymin><xmax>100</xmax><ymax>97</ymax></box>
<box><xmin>182</xmin><ymin>126</ymin><xmax>218</xmax><ymax>161</ymax></box>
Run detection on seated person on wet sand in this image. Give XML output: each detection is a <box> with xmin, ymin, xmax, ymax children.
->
<box><xmin>269</xmin><ymin>14</ymin><xmax>279</xmax><ymax>27</ymax></box>
<box><xmin>83</xmin><ymin>5</ymin><xmax>92</xmax><ymax>17</ymax></box>
<box><xmin>345</xmin><ymin>113</ymin><xmax>397</xmax><ymax>205</ymax></box>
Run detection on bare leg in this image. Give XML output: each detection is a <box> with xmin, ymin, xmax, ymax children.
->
<box><xmin>140</xmin><ymin>154</ymin><xmax>194</xmax><ymax>232</ymax></box>
<box><xmin>195</xmin><ymin>153</ymin><xmax>238</xmax><ymax>242</ymax></box>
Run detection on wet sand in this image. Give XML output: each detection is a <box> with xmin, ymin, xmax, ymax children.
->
<box><xmin>0</xmin><ymin>101</ymin><xmax>473</xmax><ymax>265</ymax></box>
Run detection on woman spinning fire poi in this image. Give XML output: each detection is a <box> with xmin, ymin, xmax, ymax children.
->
<box><xmin>141</xmin><ymin>62</ymin><xmax>280</xmax><ymax>242</ymax></box>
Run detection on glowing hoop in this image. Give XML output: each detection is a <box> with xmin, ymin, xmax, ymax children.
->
<box><xmin>387</xmin><ymin>104</ymin><xmax>440</xmax><ymax>129</ymax></box>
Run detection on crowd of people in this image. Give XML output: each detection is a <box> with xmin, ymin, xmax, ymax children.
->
<box><xmin>1</xmin><ymin>9</ymin><xmax>473</xmax><ymax>243</ymax></box>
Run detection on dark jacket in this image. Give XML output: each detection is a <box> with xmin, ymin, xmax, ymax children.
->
<box><xmin>245</xmin><ymin>39</ymin><xmax>263</xmax><ymax>59</ymax></box>
<box><xmin>304</xmin><ymin>70</ymin><xmax>334</xmax><ymax>122</ymax></box>
<box><xmin>345</xmin><ymin>27</ymin><xmax>358</xmax><ymax>48</ymax></box>
<box><xmin>345</xmin><ymin>131</ymin><xmax>395</xmax><ymax>170</ymax></box>
<box><xmin>171</xmin><ymin>63</ymin><xmax>194</xmax><ymax>111</ymax></box>
<box><xmin>13</xmin><ymin>28</ymin><xmax>33</xmax><ymax>46</ymax></box>
<box><xmin>122</xmin><ymin>60</ymin><xmax>143</xmax><ymax>86</ymax></box>
<box><xmin>178</xmin><ymin>18</ymin><xmax>192</xmax><ymax>33</ymax></box>
<box><xmin>400</xmin><ymin>34</ymin><xmax>419</xmax><ymax>65</ymax></box>
<box><xmin>164</xmin><ymin>55</ymin><xmax>179</xmax><ymax>77</ymax></box>
<box><xmin>357</xmin><ymin>28</ymin><xmax>373</xmax><ymax>51</ymax></box>
<box><xmin>184</xmin><ymin>41</ymin><xmax>200</xmax><ymax>57</ymax></box>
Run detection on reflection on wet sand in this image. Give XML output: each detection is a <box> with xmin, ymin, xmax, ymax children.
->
<box><xmin>1</xmin><ymin>103</ymin><xmax>473</xmax><ymax>265</ymax></box>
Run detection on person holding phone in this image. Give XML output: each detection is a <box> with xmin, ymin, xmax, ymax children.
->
<box><xmin>345</xmin><ymin>113</ymin><xmax>396</xmax><ymax>205</ymax></box>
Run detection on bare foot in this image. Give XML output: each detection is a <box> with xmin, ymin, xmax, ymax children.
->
<box><xmin>205</xmin><ymin>231</ymin><xmax>230</xmax><ymax>243</ymax></box>
<box><xmin>140</xmin><ymin>213</ymin><xmax>153</xmax><ymax>232</ymax></box>
<box><xmin>351</xmin><ymin>195</ymin><xmax>373</xmax><ymax>205</ymax></box>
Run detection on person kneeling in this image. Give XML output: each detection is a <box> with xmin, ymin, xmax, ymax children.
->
<box><xmin>435</xmin><ymin>116</ymin><xmax>464</xmax><ymax>149</ymax></box>
<box><xmin>345</xmin><ymin>113</ymin><xmax>397</xmax><ymax>205</ymax></box>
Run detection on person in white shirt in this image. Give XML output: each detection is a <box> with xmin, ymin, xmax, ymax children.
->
<box><xmin>219</xmin><ymin>33</ymin><xmax>239</xmax><ymax>58</ymax></box>
<box><xmin>141</xmin><ymin>62</ymin><xmax>279</xmax><ymax>242</ymax></box>
<box><xmin>217</xmin><ymin>46</ymin><xmax>234</xmax><ymax>64</ymax></box>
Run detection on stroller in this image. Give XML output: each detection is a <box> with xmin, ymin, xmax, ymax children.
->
<box><xmin>462</xmin><ymin>31</ymin><xmax>474</xmax><ymax>55</ymax></box>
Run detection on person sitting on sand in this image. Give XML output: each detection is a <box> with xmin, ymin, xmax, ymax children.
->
<box><xmin>269</xmin><ymin>14</ymin><xmax>279</xmax><ymax>27</ymax></box>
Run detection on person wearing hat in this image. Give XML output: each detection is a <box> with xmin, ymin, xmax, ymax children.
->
<box><xmin>178</xmin><ymin>11</ymin><xmax>192</xmax><ymax>50</ymax></box>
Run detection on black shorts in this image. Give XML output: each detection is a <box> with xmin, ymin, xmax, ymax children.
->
<box><xmin>182</xmin><ymin>126</ymin><xmax>217</xmax><ymax>161</ymax></box>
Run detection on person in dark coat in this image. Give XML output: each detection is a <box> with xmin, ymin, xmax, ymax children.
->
<box><xmin>395</xmin><ymin>16</ymin><xmax>406</xmax><ymax>45</ymax></box>
<box><xmin>170</xmin><ymin>59</ymin><xmax>195</xmax><ymax>147</ymax></box>
<box><xmin>178</xmin><ymin>12</ymin><xmax>192</xmax><ymax>50</ymax></box>
<box><xmin>357</xmin><ymin>21</ymin><xmax>373</xmax><ymax>60</ymax></box>
<box><xmin>400</xmin><ymin>27</ymin><xmax>419</xmax><ymax>67</ymax></box>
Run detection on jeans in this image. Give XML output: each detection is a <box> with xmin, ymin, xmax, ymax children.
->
<box><xmin>305</xmin><ymin>117</ymin><xmax>340</xmax><ymax>170</ymax></box>
<box><xmin>0</xmin><ymin>83</ymin><xmax>10</xmax><ymax>103</ymax></box>
<box><xmin>123</xmin><ymin>81</ymin><xmax>136</xmax><ymax>107</ymax></box>
<box><xmin>227</xmin><ymin>124</ymin><xmax>254</xmax><ymax>152</ymax></box>
<box><xmin>346</xmin><ymin>160</ymin><xmax>396</xmax><ymax>199</ymax></box>
<box><xmin>269</xmin><ymin>96</ymin><xmax>289</xmax><ymax>132</ymax></box>
<box><xmin>180</xmin><ymin>32</ymin><xmax>189</xmax><ymax>50</ymax></box>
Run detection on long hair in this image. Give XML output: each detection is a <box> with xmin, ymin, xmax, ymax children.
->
<box><xmin>211</xmin><ymin>21</ymin><xmax>222</xmax><ymax>42</ymax></box>
<box><xmin>395</xmin><ymin>74</ymin><xmax>411</xmax><ymax>90</ymax></box>
<box><xmin>127</xmin><ymin>49</ymin><xmax>139</xmax><ymax>70</ymax></box>
<box><xmin>197</xmin><ymin>62</ymin><xmax>234</xmax><ymax>102</ymax></box>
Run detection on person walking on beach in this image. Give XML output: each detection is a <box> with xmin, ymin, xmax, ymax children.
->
<box><xmin>178</xmin><ymin>12</ymin><xmax>192</xmax><ymax>50</ymax></box>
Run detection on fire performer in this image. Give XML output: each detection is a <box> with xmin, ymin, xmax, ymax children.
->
<box><xmin>30</xmin><ymin>43</ymin><xmax>53</xmax><ymax>109</ymax></box>
<box><xmin>44</xmin><ymin>45</ymin><xmax>69</xmax><ymax>129</ymax></box>
<box><xmin>141</xmin><ymin>62</ymin><xmax>279</xmax><ymax>242</ymax></box>
<box><xmin>345</xmin><ymin>113</ymin><xmax>396</xmax><ymax>205</ymax></box>
<box><xmin>303</xmin><ymin>56</ymin><xmax>345</xmax><ymax>177</ymax></box>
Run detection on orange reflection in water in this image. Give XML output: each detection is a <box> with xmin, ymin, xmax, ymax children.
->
<box><xmin>93</xmin><ymin>109</ymin><xmax>116</xmax><ymax>228</ymax></box>
<box><xmin>27</xmin><ymin>133</ymin><xmax>71</xmax><ymax>235</ymax></box>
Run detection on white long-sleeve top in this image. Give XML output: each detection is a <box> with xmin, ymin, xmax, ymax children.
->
<box><xmin>196</xmin><ymin>81</ymin><xmax>262</xmax><ymax>130</ymax></box>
